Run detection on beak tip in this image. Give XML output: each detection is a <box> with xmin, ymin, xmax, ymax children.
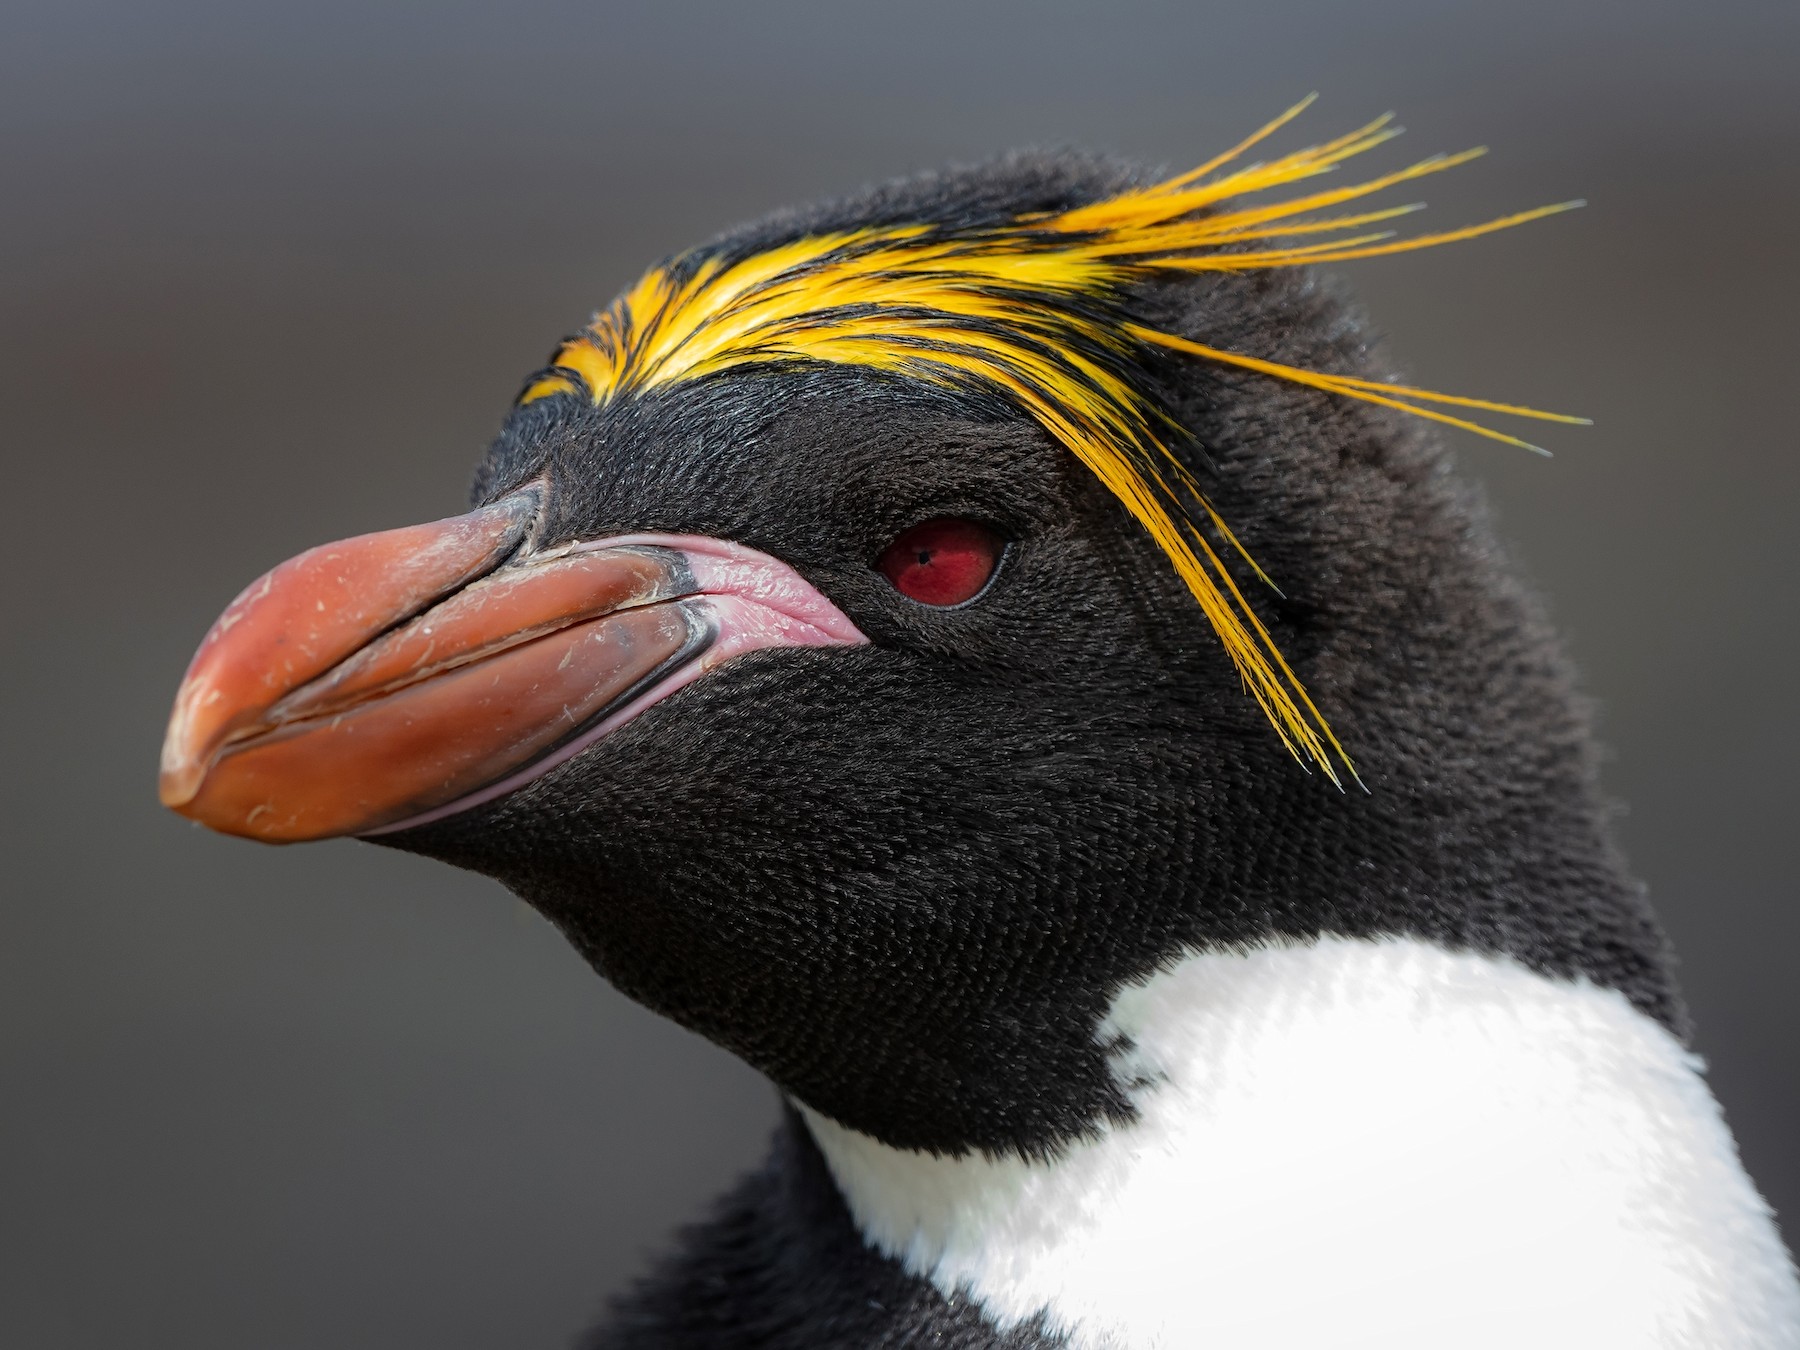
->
<box><xmin>158</xmin><ymin>712</ymin><xmax>207</xmax><ymax>809</ymax></box>
<box><xmin>158</xmin><ymin>765</ymin><xmax>202</xmax><ymax>811</ymax></box>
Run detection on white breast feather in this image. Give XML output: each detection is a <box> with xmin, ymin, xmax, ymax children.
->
<box><xmin>799</xmin><ymin>935</ymin><xmax>1800</xmax><ymax>1349</ymax></box>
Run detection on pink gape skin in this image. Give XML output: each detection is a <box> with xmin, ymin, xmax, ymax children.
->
<box><xmin>364</xmin><ymin>534</ymin><xmax>867</xmax><ymax>834</ymax></box>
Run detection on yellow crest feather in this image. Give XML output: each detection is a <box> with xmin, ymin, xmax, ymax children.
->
<box><xmin>519</xmin><ymin>97</ymin><xmax>1587</xmax><ymax>783</ymax></box>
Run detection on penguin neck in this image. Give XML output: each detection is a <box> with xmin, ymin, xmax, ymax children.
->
<box><xmin>795</xmin><ymin>934</ymin><xmax>1794</xmax><ymax>1350</ymax></box>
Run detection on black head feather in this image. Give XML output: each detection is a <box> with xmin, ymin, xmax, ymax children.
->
<box><xmin>387</xmin><ymin>151</ymin><xmax>1676</xmax><ymax>1159</ymax></box>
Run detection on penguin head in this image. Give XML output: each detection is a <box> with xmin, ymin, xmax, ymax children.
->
<box><xmin>159</xmin><ymin>121</ymin><xmax>1677</xmax><ymax>1156</ymax></box>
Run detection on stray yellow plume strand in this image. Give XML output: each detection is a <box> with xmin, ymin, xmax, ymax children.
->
<box><xmin>518</xmin><ymin>98</ymin><xmax>1586</xmax><ymax>784</ymax></box>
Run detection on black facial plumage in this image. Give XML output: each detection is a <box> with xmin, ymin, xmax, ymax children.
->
<box><xmin>380</xmin><ymin>152</ymin><xmax>1678</xmax><ymax>1160</ymax></box>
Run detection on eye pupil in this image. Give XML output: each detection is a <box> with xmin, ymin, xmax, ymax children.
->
<box><xmin>876</xmin><ymin>518</ymin><xmax>1005</xmax><ymax>607</ymax></box>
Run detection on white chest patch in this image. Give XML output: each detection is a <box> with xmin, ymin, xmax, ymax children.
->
<box><xmin>799</xmin><ymin>936</ymin><xmax>1800</xmax><ymax>1349</ymax></box>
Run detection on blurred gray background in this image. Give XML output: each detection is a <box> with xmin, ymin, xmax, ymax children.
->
<box><xmin>3</xmin><ymin>1</ymin><xmax>1796</xmax><ymax>1345</ymax></box>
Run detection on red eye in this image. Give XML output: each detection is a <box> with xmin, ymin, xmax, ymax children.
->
<box><xmin>875</xmin><ymin>518</ymin><xmax>1006</xmax><ymax>607</ymax></box>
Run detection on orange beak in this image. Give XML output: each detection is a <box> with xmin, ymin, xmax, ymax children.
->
<box><xmin>159</xmin><ymin>484</ymin><xmax>864</xmax><ymax>843</ymax></box>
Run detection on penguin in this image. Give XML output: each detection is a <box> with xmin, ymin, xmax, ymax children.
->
<box><xmin>158</xmin><ymin>104</ymin><xmax>1800</xmax><ymax>1348</ymax></box>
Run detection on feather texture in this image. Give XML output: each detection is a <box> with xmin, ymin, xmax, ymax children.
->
<box><xmin>518</xmin><ymin>98</ymin><xmax>1586</xmax><ymax>779</ymax></box>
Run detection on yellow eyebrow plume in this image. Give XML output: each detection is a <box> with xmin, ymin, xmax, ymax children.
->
<box><xmin>519</xmin><ymin>98</ymin><xmax>1585</xmax><ymax>784</ymax></box>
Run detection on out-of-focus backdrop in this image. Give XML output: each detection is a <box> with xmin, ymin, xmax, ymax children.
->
<box><xmin>3</xmin><ymin>2</ymin><xmax>1796</xmax><ymax>1345</ymax></box>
